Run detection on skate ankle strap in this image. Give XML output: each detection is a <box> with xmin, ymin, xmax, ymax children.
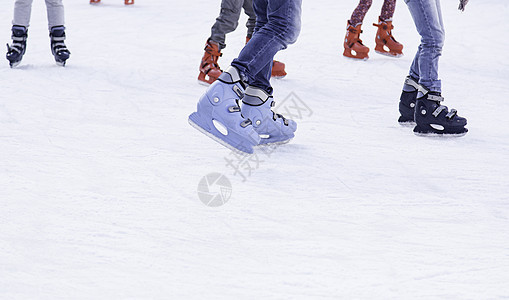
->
<box><xmin>12</xmin><ymin>36</ymin><xmax>26</xmax><ymax>42</ymax></box>
<box><xmin>243</xmin><ymin>86</ymin><xmax>270</xmax><ymax>105</ymax></box>
<box><xmin>432</xmin><ymin>106</ymin><xmax>457</xmax><ymax>120</ymax></box>
<box><xmin>6</xmin><ymin>43</ymin><xmax>22</xmax><ymax>54</ymax></box>
<box><xmin>405</xmin><ymin>76</ymin><xmax>427</xmax><ymax>94</ymax></box>
<box><xmin>218</xmin><ymin>66</ymin><xmax>243</xmax><ymax>84</ymax></box>
<box><xmin>53</xmin><ymin>42</ymin><xmax>68</xmax><ymax>50</ymax></box>
<box><xmin>427</xmin><ymin>93</ymin><xmax>444</xmax><ymax>102</ymax></box>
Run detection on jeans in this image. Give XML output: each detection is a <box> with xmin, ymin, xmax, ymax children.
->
<box><xmin>13</xmin><ymin>0</ymin><xmax>65</xmax><ymax>30</ymax></box>
<box><xmin>210</xmin><ymin>0</ymin><xmax>257</xmax><ymax>49</ymax></box>
<box><xmin>231</xmin><ymin>0</ymin><xmax>302</xmax><ymax>94</ymax></box>
<box><xmin>405</xmin><ymin>0</ymin><xmax>444</xmax><ymax>92</ymax></box>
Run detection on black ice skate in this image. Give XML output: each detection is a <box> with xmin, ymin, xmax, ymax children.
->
<box><xmin>50</xmin><ymin>26</ymin><xmax>70</xmax><ymax>66</ymax></box>
<box><xmin>6</xmin><ymin>25</ymin><xmax>27</xmax><ymax>68</ymax></box>
<box><xmin>398</xmin><ymin>76</ymin><xmax>424</xmax><ymax>124</ymax></box>
<box><xmin>413</xmin><ymin>91</ymin><xmax>468</xmax><ymax>136</ymax></box>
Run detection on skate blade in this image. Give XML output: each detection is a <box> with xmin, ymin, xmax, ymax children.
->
<box><xmin>56</xmin><ymin>61</ymin><xmax>66</xmax><ymax>67</ymax></box>
<box><xmin>257</xmin><ymin>138</ymin><xmax>292</xmax><ymax>147</ymax></box>
<box><xmin>197</xmin><ymin>79</ymin><xmax>212</xmax><ymax>87</ymax></box>
<box><xmin>343</xmin><ymin>55</ymin><xmax>369</xmax><ymax>61</ymax></box>
<box><xmin>375</xmin><ymin>50</ymin><xmax>403</xmax><ymax>58</ymax></box>
<box><xmin>9</xmin><ymin>61</ymin><xmax>21</xmax><ymax>68</ymax></box>
<box><xmin>188</xmin><ymin>116</ymin><xmax>254</xmax><ymax>154</ymax></box>
<box><xmin>398</xmin><ymin>121</ymin><xmax>416</xmax><ymax>127</ymax></box>
<box><xmin>413</xmin><ymin>130</ymin><xmax>468</xmax><ymax>138</ymax></box>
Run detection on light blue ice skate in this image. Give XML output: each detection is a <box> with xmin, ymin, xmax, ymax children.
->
<box><xmin>241</xmin><ymin>86</ymin><xmax>297</xmax><ymax>145</ymax></box>
<box><xmin>188</xmin><ymin>66</ymin><xmax>261</xmax><ymax>154</ymax></box>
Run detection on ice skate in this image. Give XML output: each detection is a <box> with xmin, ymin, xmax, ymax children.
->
<box><xmin>373</xmin><ymin>18</ymin><xmax>403</xmax><ymax>57</ymax></box>
<box><xmin>50</xmin><ymin>26</ymin><xmax>70</xmax><ymax>66</ymax></box>
<box><xmin>89</xmin><ymin>0</ymin><xmax>101</xmax><ymax>3</ymax></box>
<box><xmin>198</xmin><ymin>40</ymin><xmax>223</xmax><ymax>85</ymax></box>
<box><xmin>189</xmin><ymin>66</ymin><xmax>261</xmax><ymax>154</ymax></box>
<box><xmin>398</xmin><ymin>76</ymin><xmax>423</xmax><ymax>124</ymax></box>
<box><xmin>271</xmin><ymin>60</ymin><xmax>287</xmax><ymax>78</ymax></box>
<box><xmin>125</xmin><ymin>0</ymin><xmax>134</xmax><ymax>4</ymax></box>
<box><xmin>241</xmin><ymin>86</ymin><xmax>297</xmax><ymax>145</ymax></box>
<box><xmin>413</xmin><ymin>91</ymin><xmax>468</xmax><ymax>136</ymax></box>
<box><xmin>343</xmin><ymin>21</ymin><xmax>369</xmax><ymax>60</ymax></box>
<box><xmin>6</xmin><ymin>25</ymin><xmax>27</xmax><ymax>68</ymax></box>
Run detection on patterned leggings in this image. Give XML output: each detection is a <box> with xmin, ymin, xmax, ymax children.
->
<box><xmin>349</xmin><ymin>0</ymin><xmax>396</xmax><ymax>26</ymax></box>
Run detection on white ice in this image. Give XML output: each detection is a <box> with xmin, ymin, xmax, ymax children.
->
<box><xmin>1</xmin><ymin>0</ymin><xmax>509</xmax><ymax>299</ymax></box>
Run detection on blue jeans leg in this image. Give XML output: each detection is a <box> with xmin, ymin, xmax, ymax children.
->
<box><xmin>405</xmin><ymin>0</ymin><xmax>444</xmax><ymax>92</ymax></box>
<box><xmin>231</xmin><ymin>0</ymin><xmax>302</xmax><ymax>94</ymax></box>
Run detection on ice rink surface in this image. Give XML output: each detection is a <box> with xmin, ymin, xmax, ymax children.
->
<box><xmin>1</xmin><ymin>0</ymin><xmax>508</xmax><ymax>298</ymax></box>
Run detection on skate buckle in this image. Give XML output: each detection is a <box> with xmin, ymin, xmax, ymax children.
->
<box><xmin>427</xmin><ymin>94</ymin><xmax>444</xmax><ymax>102</ymax></box>
<box><xmin>432</xmin><ymin>106</ymin><xmax>447</xmax><ymax>117</ymax></box>
<box><xmin>446</xmin><ymin>109</ymin><xmax>458</xmax><ymax>119</ymax></box>
<box><xmin>232</xmin><ymin>85</ymin><xmax>244</xmax><ymax>99</ymax></box>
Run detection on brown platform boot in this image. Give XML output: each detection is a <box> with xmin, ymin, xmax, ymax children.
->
<box><xmin>373</xmin><ymin>18</ymin><xmax>403</xmax><ymax>57</ymax></box>
<box><xmin>343</xmin><ymin>21</ymin><xmax>369</xmax><ymax>60</ymax></box>
<box><xmin>246</xmin><ymin>36</ymin><xmax>287</xmax><ymax>78</ymax></box>
<box><xmin>198</xmin><ymin>39</ymin><xmax>223</xmax><ymax>85</ymax></box>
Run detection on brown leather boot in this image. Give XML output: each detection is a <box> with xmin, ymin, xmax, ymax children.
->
<box><xmin>271</xmin><ymin>60</ymin><xmax>287</xmax><ymax>78</ymax></box>
<box><xmin>125</xmin><ymin>0</ymin><xmax>134</xmax><ymax>4</ymax></box>
<box><xmin>373</xmin><ymin>18</ymin><xmax>403</xmax><ymax>57</ymax></box>
<box><xmin>343</xmin><ymin>21</ymin><xmax>369</xmax><ymax>60</ymax></box>
<box><xmin>246</xmin><ymin>36</ymin><xmax>287</xmax><ymax>78</ymax></box>
<box><xmin>198</xmin><ymin>39</ymin><xmax>223</xmax><ymax>85</ymax></box>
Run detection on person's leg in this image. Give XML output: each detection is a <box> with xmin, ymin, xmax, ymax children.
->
<box><xmin>210</xmin><ymin>0</ymin><xmax>244</xmax><ymax>49</ymax></box>
<box><xmin>243</xmin><ymin>0</ymin><xmax>256</xmax><ymax>39</ymax></box>
<box><xmin>380</xmin><ymin>0</ymin><xmax>396</xmax><ymax>21</ymax></box>
<box><xmin>233</xmin><ymin>0</ymin><xmax>301</xmax><ymax>144</ymax></box>
<box><xmin>402</xmin><ymin>0</ymin><xmax>467</xmax><ymax>135</ymax></box>
<box><xmin>7</xmin><ymin>0</ymin><xmax>33</xmax><ymax>67</ymax></box>
<box><xmin>45</xmin><ymin>0</ymin><xmax>65</xmax><ymax>30</ymax></box>
<box><xmin>405</xmin><ymin>0</ymin><xmax>444</xmax><ymax>92</ymax></box>
<box><xmin>399</xmin><ymin>0</ymin><xmax>442</xmax><ymax>123</ymax></box>
<box><xmin>349</xmin><ymin>0</ymin><xmax>373</xmax><ymax>26</ymax></box>
<box><xmin>45</xmin><ymin>0</ymin><xmax>69</xmax><ymax>66</ymax></box>
<box><xmin>13</xmin><ymin>0</ymin><xmax>34</xmax><ymax>28</ymax></box>
<box><xmin>344</xmin><ymin>0</ymin><xmax>372</xmax><ymax>59</ymax></box>
<box><xmin>199</xmin><ymin>0</ymin><xmax>245</xmax><ymax>84</ymax></box>
<box><xmin>189</xmin><ymin>0</ymin><xmax>302</xmax><ymax>152</ymax></box>
<box><xmin>232</xmin><ymin>0</ymin><xmax>302</xmax><ymax>94</ymax></box>
<box><xmin>373</xmin><ymin>0</ymin><xmax>403</xmax><ymax>56</ymax></box>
